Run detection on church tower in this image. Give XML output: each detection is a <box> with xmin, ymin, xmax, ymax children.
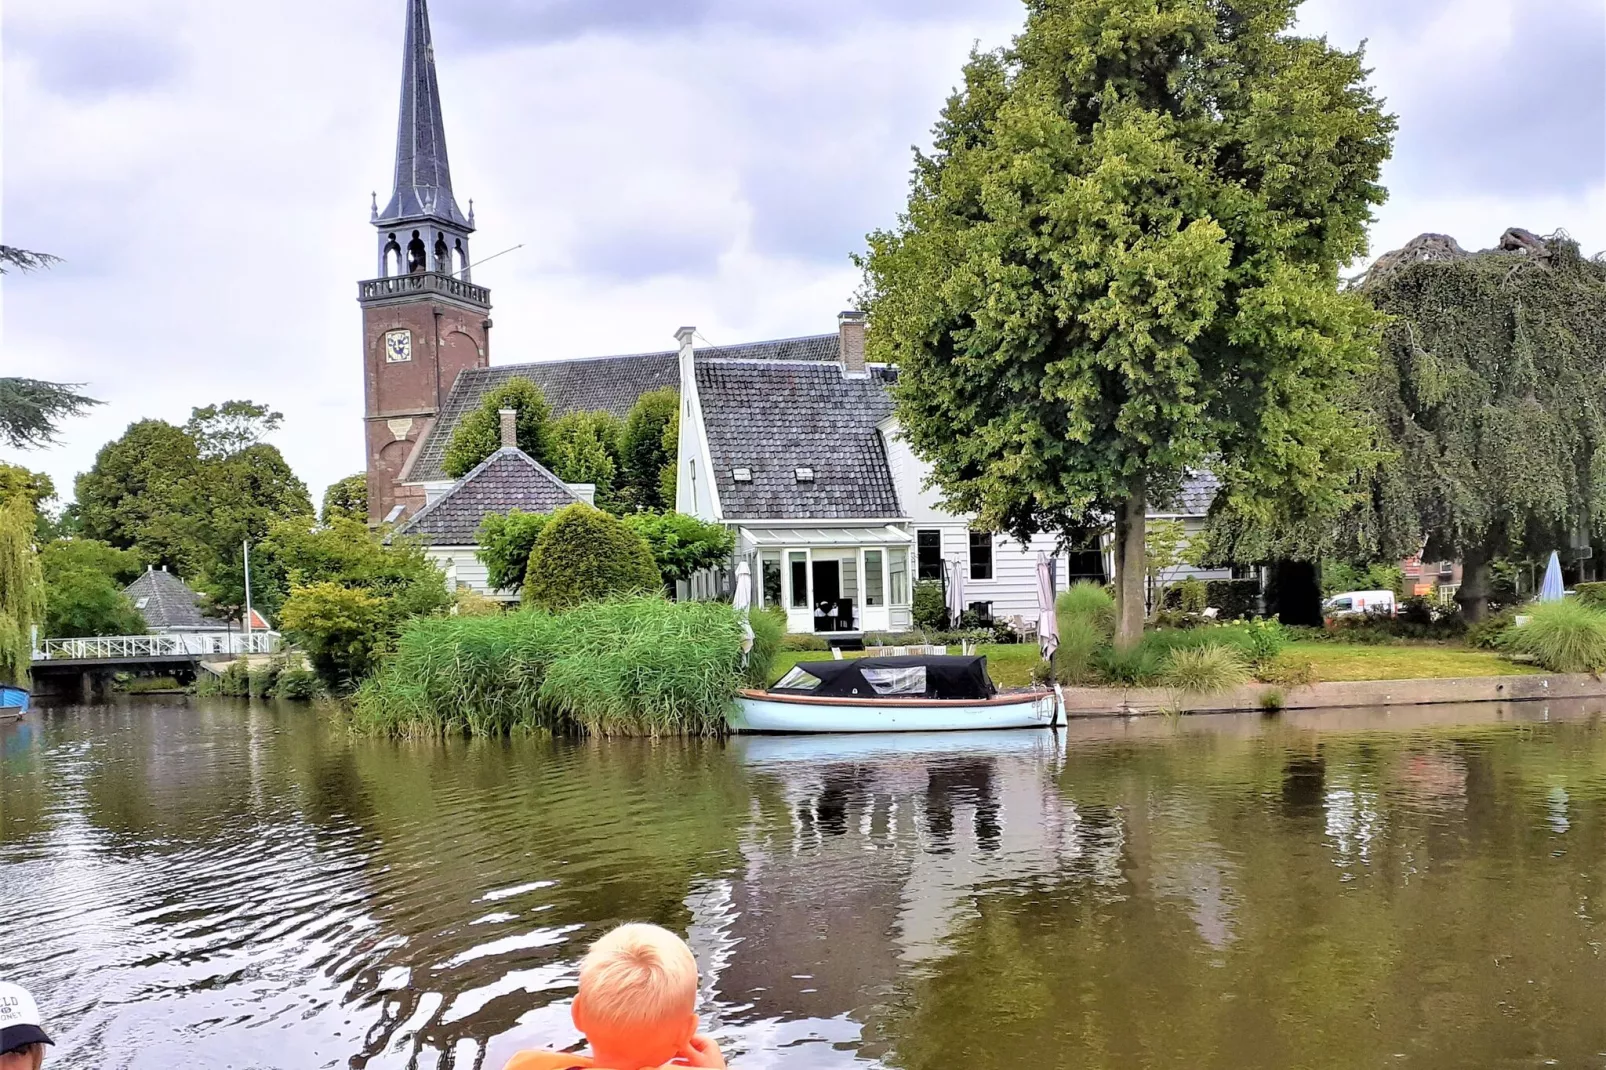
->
<box><xmin>359</xmin><ymin>0</ymin><xmax>491</xmax><ymax>525</ymax></box>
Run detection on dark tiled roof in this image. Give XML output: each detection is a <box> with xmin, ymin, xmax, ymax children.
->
<box><xmin>1153</xmin><ymin>471</ymin><xmax>1221</xmax><ymax>517</ymax></box>
<box><xmin>123</xmin><ymin>569</ymin><xmax>208</xmax><ymax>631</ymax></box>
<box><xmin>398</xmin><ymin>447</ymin><xmax>583</xmax><ymax>545</ymax></box>
<box><xmin>697</xmin><ymin>360</ymin><xmax>901</xmax><ymax>520</ymax></box>
<box><xmin>409</xmin><ymin>334</ymin><xmax>837</xmax><ymax>484</ymax></box>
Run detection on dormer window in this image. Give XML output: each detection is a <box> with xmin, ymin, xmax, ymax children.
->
<box><xmin>732</xmin><ymin>467</ymin><xmax>753</xmax><ymax>483</ymax></box>
<box><xmin>795</xmin><ymin>467</ymin><xmax>815</xmax><ymax>483</ymax></box>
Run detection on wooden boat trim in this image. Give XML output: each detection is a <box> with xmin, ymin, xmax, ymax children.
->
<box><xmin>738</xmin><ymin>688</ymin><xmax>1052</xmax><ymax>709</ymax></box>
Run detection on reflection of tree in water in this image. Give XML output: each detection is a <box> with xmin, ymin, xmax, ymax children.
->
<box><xmin>1280</xmin><ymin>753</ymin><xmax>1325</xmax><ymax>819</ymax></box>
<box><xmin>924</xmin><ymin>759</ymin><xmax>999</xmax><ymax>852</ymax></box>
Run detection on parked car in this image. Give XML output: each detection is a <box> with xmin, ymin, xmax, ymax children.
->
<box><xmin>1324</xmin><ymin>589</ymin><xmax>1397</xmax><ymax>620</ymax></box>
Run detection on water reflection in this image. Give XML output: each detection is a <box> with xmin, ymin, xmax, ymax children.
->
<box><xmin>5</xmin><ymin>701</ymin><xmax>1606</xmax><ymax>1068</ymax></box>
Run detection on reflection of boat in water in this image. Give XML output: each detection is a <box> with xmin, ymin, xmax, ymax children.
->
<box><xmin>1</xmin><ymin>685</ymin><xmax>28</xmax><ymax>721</ymax></box>
<box><xmin>733</xmin><ymin>729</ymin><xmax>1062</xmax><ymax>766</ymax></box>
<box><xmin>732</xmin><ymin>655</ymin><xmax>1057</xmax><ymax>733</ymax></box>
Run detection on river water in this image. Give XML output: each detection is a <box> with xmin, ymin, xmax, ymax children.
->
<box><xmin>5</xmin><ymin>699</ymin><xmax>1606</xmax><ymax>1069</ymax></box>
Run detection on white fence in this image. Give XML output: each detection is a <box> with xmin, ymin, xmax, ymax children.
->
<box><xmin>33</xmin><ymin>633</ymin><xmax>281</xmax><ymax>661</ymax></box>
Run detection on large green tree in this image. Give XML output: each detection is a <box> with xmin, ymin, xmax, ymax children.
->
<box><xmin>619</xmin><ymin>388</ymin><xmax>679</xmax><ymax>511</ymax></box>
<box><xmin>0</xmin><ymin>479</ymin><xmax>44</xmax><ymax>684</ymax></box>
<box><xmin>547</xmin><ymin>411</ymin><xmax>624</xmax><ymax>510</ymax></box>
<box><xmin>859</xmin><ymin>0</ymin><xmax>1394</xmax><ymax>645</ymax></box>
<box><xmin>75</xmin><ymin>419</ymin><xmax>203</xmax><ymax>571</ymax></box>
<box><xmin>184</xmin><ymin>399</ymin><xmax>283</xmax><ymax>458</ymax></box>
<box><xmin>40</xmin><ymin>539</ymin><xmax>146</xmax><ymax>638</ymax></box>
<box><xmin>321</xmin><ymin>474</ymin><xmax>368</xmax><ymax>524</ymax></box>
<box><xmin>192</xmin><ymin>444</ymin><xmax>315</xmax><ymax>621</ymax></box>
<box><xmin>1354</xmin><ymin>230</ymin><xmax>1606</xmax><ymax>621</ymax></box>
<box><xmin>443</xmin><ymin>378</ymin><xmax>552</xmax><ymax>478</ymax></box>
<box><xmin>0</xmin><ymin>246</ymin><xmax>101</xmax><ymax>449</ymax></box>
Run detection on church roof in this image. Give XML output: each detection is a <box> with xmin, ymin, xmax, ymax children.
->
<box><xmin>696</xmin><ymin>360</ymin><xmax>902</xmax><ymax>521</ymax></box>
<box><xmin>407</xmin><ymin>334</ymin><xmax>838</xmax><ymax>484</ymax></box>
<box><xmin>397</xmin><ymin>447</ymin><xmax>584</xmax><ymax>545</ymax></box>
<box><xmin>377</xmin><ymin>0</ymin><xmax>471</xmax><ymax>229</ymax></box>
<box><xmin>123</xmin><ymin>569</ymin><xmax>209</xmax><ymax>631</ymax></box>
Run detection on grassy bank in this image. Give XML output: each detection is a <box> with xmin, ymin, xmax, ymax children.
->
<box><xmin>769</xmin><ymin>639</ymin><xmax>1532</xmax><ymax>689</ymax></box>
<box><xmin>354</xmin><ymin>597</ymin><xmax>780</xmax><ymax>738</ymax></box>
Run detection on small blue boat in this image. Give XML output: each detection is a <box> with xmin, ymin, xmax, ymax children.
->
<box><xmin>1</xmin><ymin>685</ymin><xmax>30</xmax><ymax>719</ymax></box>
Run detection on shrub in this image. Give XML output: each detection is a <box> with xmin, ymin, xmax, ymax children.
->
<box><xmin>354</xmin><ymin>597</ymin><xmax>747</xmax><ymax>738</ymax></box>
<box><xmin>120</xmin><ymin>676</ymin><xmax>182</xmax><ymax>694</ymax></box>
<box><xmin>912</xmin><ymin>580</ymin><xmax>947</xmax><ymax>629</ymax></box>
<box><xmin>1054</xmin><ymin>615</ymin><xmax>1106</xmax><ymax>686</ymax></box>
<box><xmin>453</xmin><ymin>587</ymin><xmax>504</xmax><ymax>617</ymax></box>
<box><xmin>1173</xmin><ymin>576</ymin><xmax>1208</xmax><ymax>614</ymax></box>
<box><xmin>1238</xmin><ymin>618</ymin><xmax>1289</xmax><ymax>671</ymax></box>
<box><xmin>745</xmin><ymin>606</ymin><xmax>785</xmax><ymax>688</ymax></box>
<box><xmin>210</xmin><ymin>659</ymin><xmax>251</xmax><ymax>697</ymax></box>
<box><xmin>546</xmin><ymin>410</ymin><xmax>624</xmax><ymax>507</ymax></box>
<box><xmin>990</xmin><ymin>618</ymin><xmax>1020</xmax><ymax>644</ymax></box>
<box><xmin>476</xmin><ymin>509</ymin><xmax>551</xmax><ymax>592</ymax></box>
<box><xmin>619</xmin><ymin>512</ymin><xmax>735</xmax><ymax>585</ymax></box>
<box><xmin>274</xmin><ymin>667</ymin><xmax>320</xmax><ymax>701</ymax></box>
<box><xmin>523</xmin><ymin>504</ymin><xmax>662</xmax><ymax>610</ymax></box>
<box><xmin>1259</xmin><ymin>688</ymin><xmax>1286</xmax><ymax>712</ymax></box>
<box><xmin>1467</xmin><ymin>607</ymin><xmax>1518</xmax><ymax>650</ymax></box>
<box><xmin>278</xmin><ymin>582</ymin><xmax>394</xmax><ymax>690</ymax></box>
<box><xmin>1499</xmin><ymin>600</ymin><xmax>1606</xmax><ymax>673</ymax></box>
<box><xmin>1057</xmin><ymin>581</ymin><xmax>1115</xmax><ymax>634</ymax></box>
<box><xmin>1574</xmin><ymin>582</ymin><xmax>1606</xmax><ymax>608</ymax></box>
<box><xmin>619</xmin><ymin>388</ymin><xmax>679</xmax><ymax>511</ymax></box>
<box><xmin>248</xmin><ymin>664</ymin><xmax>280</xmax><ymax>698</ymax></box>
<box><xmin>1095</xmin><ymin>642</ymin><xmax>1168</xmax><ymax>686</ymax></box>
<box><xmin>1205</xmin><ymin>579</ymin><xmax>1260</xmax><ymax>620</ymax></box>
<box><xmin>1160</xmin><ymin>644</ymin><xmax>1250</xmax><ymax>699</ymax></box>
<box><xmin>1031</xmin><ymin>658</ymin><xmax>1054</xmax><ymax>686</ymax></box>
<box><xmin>782</xmin><ymin>633</ymin><xmax>830</xmax><ymax>651</ymax></box>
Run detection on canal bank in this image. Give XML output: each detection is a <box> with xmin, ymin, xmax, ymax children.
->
<box><xmin>1059</xmin><ymin>671</ymin><xmax>1606</xmax><ymax>716</ymax></box>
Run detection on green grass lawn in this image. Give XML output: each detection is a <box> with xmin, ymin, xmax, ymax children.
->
<box><xmin>1272</xmin><ymin>640</ymin><xmax>1537</xmax><ymax>682</ymax></box>
<box><xmin>766</xmin><ymin>638</ymin><xmax>1534</xmax><ymax>688</ymax></box>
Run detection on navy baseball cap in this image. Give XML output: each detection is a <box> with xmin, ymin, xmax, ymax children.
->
<box><xmin>0</xmin><ymin>983</ymin><xmax>52</xmax><ymax>1053</ymax></box>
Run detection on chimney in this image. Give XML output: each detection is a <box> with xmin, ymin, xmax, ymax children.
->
<box><xmin>499</xmin><ymin>408</ymin><xmax>517</xmax><ymax>449</ymax></box>
<box><xmin>838</xmin><ymin>310</ymin><xmax>868</xmax><ymax>378</ymax></box>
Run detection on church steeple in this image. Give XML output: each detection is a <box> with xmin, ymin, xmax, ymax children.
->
<box><xmin>378</xmin><ymin>0</ymin><xmax>471</xmax><ymax>229</ymax></box>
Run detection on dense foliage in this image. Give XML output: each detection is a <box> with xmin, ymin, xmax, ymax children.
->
<box><xmin>619</xmin><ymin>512</ymin><xmax>735</xmax><ymax>585</ymax></box>
<box><xmin>1499</xmin><ymin>600</ymin><xmax>1606</xmax><ymax>674</ymax></box>
<box><xmin>476</xmin><ymin>509</ymin><xmax>550</xmax><ymax>592</ymax></box>
<box><xmin>0</xmin><ymin>494</ymin><xmax>44</xmax><ymax>685</ymax></box>
<box><xmin>73</xmin><ymin>405</ymin><xmax>313</xmax><ymax>619</ymax></box>
<box><xmin>443</xmin><ymin>378</ymin><xmax>552</xmax><ymax>478</ymax></box>
<box><xmin>40</xmin><ymin>539</ymin><xmax>145</xmax><ymax>638</ymax></box>
<box><xmin>265</xmin><ymin>517</ymin><xmax>452</xmax><ymax>689</ymax></box>
<box><xmin>320</xmin><ymin>474</ymin><xmax>368</xmax><ymax>524</ymax></box>
<box><xmin>1356</xmin><ymin>232</ymin><xmax>1606</xmax><ymax>620</ymax></box>
<box><xmin>547</xmin><ymin>411</ymin><xmax>624</xmax><ymax>507</ymax></box>
<box><xmin>619</xmin><ymin>389</ymin><xmax>679</xmax><ymax>512</ymax></box>
<box><xmin>355</xmin><ymin>597</ymin><xmax>767</xmax><ymax>737</ymax></box>
<box><xmin>859</xmin><ymin>0</ymin><xmax>1394</xmax><ymax>644</ymax></box>
<box><xmin>522</xmin><ymin>504</ymin><xmax>662</xmax><ymax>610</ymax></box>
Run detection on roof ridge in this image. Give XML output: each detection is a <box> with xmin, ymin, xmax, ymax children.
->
<box><xmin>397</xmin><ymin>446</ymin><xmax>581</xmax><ymax>535</ymax></box>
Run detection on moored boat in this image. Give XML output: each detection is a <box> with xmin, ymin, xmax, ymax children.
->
<box><xmin>731</xmin><ymin>654</ymin><xmax>1057</xmax><ymax>734</ymax></box>
<box><xmin>1</xmin><ymin>685</ymin><xmax>30</xmax><ymax>721</ymax></box>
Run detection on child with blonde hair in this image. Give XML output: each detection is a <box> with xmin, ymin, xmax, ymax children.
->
<box><xmin>504</xmin><ymin>923</ymin><xmax>725</xmax><ymax>1070</ymax></box>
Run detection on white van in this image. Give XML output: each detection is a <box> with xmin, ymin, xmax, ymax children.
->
<box><xmin>1324</xmin><ymin>589</ymin><xmax>1397</xmax><ymax>619</ymax></box>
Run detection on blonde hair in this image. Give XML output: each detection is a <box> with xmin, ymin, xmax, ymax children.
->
<box><xmin>578</xmin><ymin>923</ymin><xmax>698</xmax><ymax>1031</ymax></box>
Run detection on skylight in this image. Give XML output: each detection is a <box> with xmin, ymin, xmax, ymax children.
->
<box><xmin>135</xmin><ymin>597</ymin><xmax>150</xmax><ymax>610</ymax></box>
<box><xmin>732</xmin><ymin>467</ymin><xmax>753</xmax><ymax>483</ymax></box>
<box><xmin>795</xmin><ymin>467</ymin><xmax>815</xmax><ymax>483</ymax></box>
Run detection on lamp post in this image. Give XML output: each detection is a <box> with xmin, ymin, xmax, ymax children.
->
<box><xmin>243</xmin><ymin>541</ymin><xmax>254</xmax><ymax>650</ymax></box>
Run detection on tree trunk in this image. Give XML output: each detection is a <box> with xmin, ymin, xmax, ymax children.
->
<box><xmin>1113</xmin><ymin>482</ymin><xmax>1146</xmax><ymax>649</ymax></box>
<box><xmin>1457</xmin><ymin>544</ymin><xmax>1491</xmax><ymax>623</ymax></box>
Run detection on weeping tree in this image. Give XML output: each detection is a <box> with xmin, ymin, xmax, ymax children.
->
<box><xmin>1351</xmin><ymin>229</ymin><xmax>1606</xmax><ymax>621</ymax></box>
<box><xmin>859</xmin><ymin>0</ymin><xmax>1394</xmax><ymax>645</ymax></box>
<box><xmin>0</xmin><ymin>491</ymin><xmax>45</xmax><ymax>685</ymax></box>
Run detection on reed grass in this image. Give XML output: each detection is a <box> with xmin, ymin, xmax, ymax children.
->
<box><xmin>354</xmin><ymin>596</ymin><xmax>767</xmax><ymax>738</ymax></box>
<box><xmin>1499</xmin><ymin>600</ymin><xmax>1606</xmax><ymax>674</ymax></box>
<box><xmin>1160</xmin><ymin>644</ymin><xmax>1251</xmax><ymax>697</ymax></box>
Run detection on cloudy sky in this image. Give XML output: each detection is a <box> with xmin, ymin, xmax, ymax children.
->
<box><xmin>5</xmin><ymin>0</ymin><xmax>1603</xmax><ymax>508</ymax></box>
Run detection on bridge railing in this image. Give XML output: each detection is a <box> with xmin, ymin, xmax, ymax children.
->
<box><xmin>33</xmin><ymin>633</ymin><xmax>281</xmax><ymax>661</ymax></box>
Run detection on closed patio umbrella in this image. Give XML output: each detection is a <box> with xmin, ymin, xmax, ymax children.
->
<box><xmin>734</xmin><ymin>560</ymin><xmax>755</xmax><ymax>662</ymax></box>
<box><xmin>1037</xmin><ymin>552</ymin><xmax>1059</xmax><ymax>662</ymax></box>
<box><xmin>946</xmin><ymin>559</ymin><xmax>966</xmax><ymax>627</ymax></box>
<box><xmin>1539</xmin><ymin>551</ymin><xmax>1565</xmax><ymax>603</ymax></box>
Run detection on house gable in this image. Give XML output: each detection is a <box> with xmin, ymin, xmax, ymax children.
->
<box><xmin>397</xmin><ymin>447</ymin><xmax>584</xmax><ymax>546</ymax></box>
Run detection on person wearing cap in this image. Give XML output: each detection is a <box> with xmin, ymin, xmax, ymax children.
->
<box><xmin>0</xmin><ymin>983</ymin><xmax>51</xmax><ymax>1070</ymax></box>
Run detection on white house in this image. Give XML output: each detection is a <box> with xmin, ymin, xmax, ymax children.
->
<box><xmin>673</xmin><ymin>315</ymin><xmax>1228</xmax><ymax>636</ymax></box>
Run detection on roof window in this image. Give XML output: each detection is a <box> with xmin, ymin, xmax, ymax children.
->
<box><xmin>795</xmin><ymin>467</ymin><xmax>815</xmax><ymax>483</ymax></box>
<box><xmin>732</xmin><ymin>467</ymin><xmax>753</xmax><ymax>483</ymax></box>
<box><xmin>135</xmin><ymin>597</ymin><xmax>150</xmax><ymax>610</ymax></box>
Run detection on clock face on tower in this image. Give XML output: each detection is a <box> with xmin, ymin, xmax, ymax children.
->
<box><xmin>384</xmin><ymin>329</ymin><xmax>413</xmax><ymax>363</ymax></box>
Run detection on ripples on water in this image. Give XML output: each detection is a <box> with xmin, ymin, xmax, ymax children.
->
<box><xmin>5</xmin><ymin>700</ymin><xmax>1606</xmax><ymax>1069</ymax></box>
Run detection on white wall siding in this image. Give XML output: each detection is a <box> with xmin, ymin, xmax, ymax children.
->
<box><xmin>425</xmin><ymin>547</ymin><xmax>517</xmax><ymax>601</ymax></box>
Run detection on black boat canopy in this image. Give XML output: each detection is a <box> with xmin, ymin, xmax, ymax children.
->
<box><xmin>771</xmin><ymin>655</ymin><xmax>997</xmax><ymax>700</ymax></box>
